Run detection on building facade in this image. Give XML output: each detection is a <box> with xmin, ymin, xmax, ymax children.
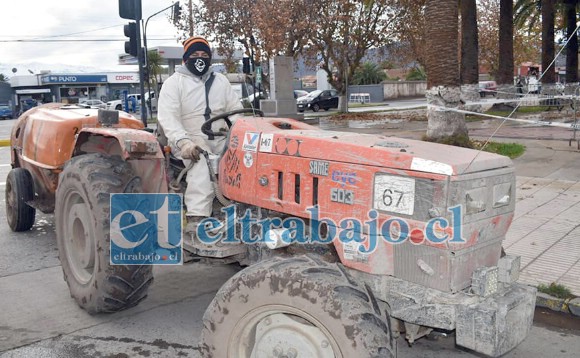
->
<box><xmin>7</xmin><ymin>71</ymin><xmax>140</xmax><ymax>114</ymax></box>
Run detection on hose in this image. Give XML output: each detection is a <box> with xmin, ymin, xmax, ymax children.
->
<box><xmin>201</xmin><ymin>150</ymin><xmax>233</xmax><ymax>207</ymax></box>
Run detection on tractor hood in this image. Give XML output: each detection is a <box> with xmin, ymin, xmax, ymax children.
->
<box><xmin>233</xmin><ymin>117</ymin><xmax>513</xmax><ymax>176</ymax></box>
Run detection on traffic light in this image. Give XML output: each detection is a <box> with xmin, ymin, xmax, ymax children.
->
<box><xmin>124</xmin><ymin>22</ymin><xmax>138</xmax><ymax>57</ymax></box>
<box><xmin>172</xmin><ymin>2</ymin><xmax>181</xmax><ymax>24</ymax></box>
<box><xmin>119</xmin><ymin>0</ymin><xmax>142</xmax><ymax>20</ymax></box>
<box><xmin>242</xmin><ymin>57</ymin><xmax>251</xmax><ymax>74</ymax></box>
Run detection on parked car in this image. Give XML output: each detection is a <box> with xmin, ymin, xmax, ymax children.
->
<box><xmin>78</xmin><ymin>99</ymin><xmax>107</xmax><ymax>109</ymax></box>
<box><xmin>478</xmin><ymin>81</ymin><xmax>497</xmax><ymax>97</ymax></box>
<box><xmin>107</xmin><ymin>92</ymin><xmax>157</xmax><ymax>112</ymax></box>
<box><xmin>241</xmin><ymin>91</ymin><xmax>268</xmax><ymax>109</ymax></box>
<box><xmin>107</xmin><ymin>94</ymin><xmax>139</xmax><ymax>111</ymax></box>
<box><xmin>293</xmin><ymin>89</ymin><xmax>308</xmax><ymax>99</ymax></box>
<box><xmin>297</xmin><ymin>89</ymin><xmax>339</xmax><ymax>112</ymax></box>
<box><xmin>0</xmin><ymin>104</ymin><xmax>13</xmax><ymax>119</ymax></box>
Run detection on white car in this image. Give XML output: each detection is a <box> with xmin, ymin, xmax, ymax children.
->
<box><xmin>78</xmin><ymin>99</ymin><xmax>107</xmax><ymax>109</ymax></box>
<box><xmin>106</xmin><ymin>93</ymin><xmax>157</xmax><ymax>111</ymax></box>
<box><xmin>106</xmin><ymin>94</ymin><xmax>140</xmax><ymax>111</ymax></box>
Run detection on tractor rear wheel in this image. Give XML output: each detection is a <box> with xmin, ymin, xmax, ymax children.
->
<box><xmin>55</xmin><ymin>153</ymin><xmax>153</xmax><ymax>314</ymax></box>
<box><xmin>200</xmin><ymin>255</ymin><xmax>396</xmax><ymax>358</ymax></box>
<box><xmin>5</xmin><ymin>168</ymin><xmax>36</xmax><ymax>232</ymax></box>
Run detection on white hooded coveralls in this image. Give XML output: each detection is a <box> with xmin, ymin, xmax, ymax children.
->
<box><xmin>157</xmin><ymin>66</ymin><xmax>243</xmax><ymax>216</ymax></box>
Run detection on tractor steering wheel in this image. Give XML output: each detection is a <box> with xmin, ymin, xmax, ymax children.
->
<box><xmin>201</xmin><ymin>108</ymin><xmax>264</xmax><ymax>137</ymax></box>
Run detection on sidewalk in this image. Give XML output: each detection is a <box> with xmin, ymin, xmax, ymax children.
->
<box><xmin>507</xmin><ymin>176</ymin><xmax>580</xmax><ymax>294</ymax></box>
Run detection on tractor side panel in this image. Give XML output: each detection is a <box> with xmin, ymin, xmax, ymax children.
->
<box><xmin>20</xmin><ymin>106</ymin><xmax>143</xmax><ymax>169</ymax></box>
<box><xmin>218</xmin><ymin>131</ymin><xmax>258</xmax><ymax>201</ymax></box>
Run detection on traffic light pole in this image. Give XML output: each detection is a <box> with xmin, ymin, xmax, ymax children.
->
<box><xmin>137</xmin><ymin>44</ymin><xmax>147</xmax><ymax>126</ymax></box>
<box><xmin>119</xmin><ymin>0</ymin><xmax>147</xmax><ymax>126</ymax></box>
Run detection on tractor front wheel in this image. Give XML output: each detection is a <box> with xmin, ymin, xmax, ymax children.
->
<box><xmin>200</xmin><ymin>255</ymin><xmax>395</xmax><ymax>357</ymax></box>
<box><xmin>55</xmin><ymin>153</ymin><xmax>153</xmax><ymax>314</ymax></box>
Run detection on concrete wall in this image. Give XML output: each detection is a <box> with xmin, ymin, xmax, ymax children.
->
<box><xmin>383</xmin><ymin>81</ymin><xmax>427</xmax><ymax>99</ymax></box>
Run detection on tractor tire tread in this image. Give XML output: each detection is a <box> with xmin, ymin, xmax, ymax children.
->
<box><xmin>201</xmin><ymin>255</ymin><xmax>395</xmax><ymax>357</ymax></box>
<box><xmin>56</xmin><ymin>153</ymin><xmax>153</xmax><ymax>314</ymax></box>
<box><xmin>6</xmin><ymin>168</ymin><xmax>36</xmax><ymax>231</ymax></box>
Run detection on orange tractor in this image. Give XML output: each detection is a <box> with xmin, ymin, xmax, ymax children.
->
<box><xmin>7</xmin><ymin>103</ymin><xmax>536</xmax><ymax>357</ymax></box>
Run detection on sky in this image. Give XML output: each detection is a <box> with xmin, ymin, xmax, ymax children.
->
<box><xmin>0</xmin><ymin>0</ymin><xmax>183</xmax><ymax>75</ymax></box>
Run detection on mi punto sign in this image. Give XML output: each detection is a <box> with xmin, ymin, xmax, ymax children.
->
<box><xmin>41</xmin><ymin>75</ymin><xmax>107</xmax><ymax>84</ymax></box>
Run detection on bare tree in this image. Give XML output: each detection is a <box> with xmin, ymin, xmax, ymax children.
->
<box><xmin>309</xmin><ymin>0</ymin><xmax>398</xmax><ymax>112</ymax></box>
<box><xmin>391</xmin><ymin>0</ymin><xmax>428</xmax><ymax>69</ymax></box>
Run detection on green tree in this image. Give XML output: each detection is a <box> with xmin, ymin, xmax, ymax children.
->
<box><xmin>405</xmin><ymin>67</ymin><xmax>426</xmax><ymax>81</ymax></box>
<box><xmin>147</xmin><ymin>50</ymin><xmax>165</xmax><ymax>92</ymax></box>
<box><xmin>0</xmin><ymin>74</ymin><xmax>8</xmax><ymax>82</ymax></box>
<box><xmin>514</xmin><ymin>0</ymin><xmax>578</xmax><ymax>83</ymax></box>
<box><xmin>352</xmin><ymin>62</ymin><xmax>387</xmax><ymax>85</ymax></box>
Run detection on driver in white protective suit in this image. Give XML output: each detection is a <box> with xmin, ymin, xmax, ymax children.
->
<box><xmin>157</xmin><ymin>36</ymin><xmax>243</xmax><ymax>233</ymax></box>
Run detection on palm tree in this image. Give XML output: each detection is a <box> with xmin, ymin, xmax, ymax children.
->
<box><xmin>497</xmin><ymin>0</ymin><xmax>514</xmax><ymax>86</ymax></box>
<box><xmin>147</xmin><ymin>50</ymin><xmax>164</xmax><ymax>93</ymax></box>
<box><xmin>541</xmin><ymin>0</ymin><xmax>556</xmax><ymax>83</ymax></box>
<box><xmin>515</xmin><ymin>0</ymin><xmax>572</xmax><ymax>83</ymax></box>
<box><xmin>564</xmin><ymin>0</ymin><xmax>578</xmax><ymax>83</ymax></box>
<box><xmin>424</xmin><ymin>0</ymin><xmax>468</xmax><ymax>144</ymax></box>
<box><xmin>460</xmin><ymin>0</ymin><xmax>479</xmax><ymax>85</ymax></box>
<box><xmin>352</xmin><ymin>62</ymin><xmax>387</xmax><ymax>85</ymax></box>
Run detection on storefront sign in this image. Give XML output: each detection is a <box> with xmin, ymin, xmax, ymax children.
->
<box><xmin>41</xmin><ymin>75</ymin><xmax>107</xmax><ymax>84</ymax></box>
<box><xmin>107</xmin><ymin>73</ymin><xmax>140</xmax><ymax>83</ymax></box>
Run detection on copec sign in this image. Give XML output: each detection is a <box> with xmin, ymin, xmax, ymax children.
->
<box><xmin>39</xmin><ymin>73</ymin><xmax>139</xmax><ymax>84</ymax></box>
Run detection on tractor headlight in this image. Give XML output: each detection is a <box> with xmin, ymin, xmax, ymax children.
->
<box><xmin>493</xmin><ymin>183</ymin><xmax>512</xmax><ymax>208</ymax></box>
<box><xmin>471</xmin><ymin>266</ymin><xmax>499</xmax><ymax>297</ymax></box>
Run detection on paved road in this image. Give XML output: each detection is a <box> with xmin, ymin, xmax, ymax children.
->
<box><xmin>1</xmin><ymin>113</ymin><xmax>579</xmax><ymax>357</ymax></box>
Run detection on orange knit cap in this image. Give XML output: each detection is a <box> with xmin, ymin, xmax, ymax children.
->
<box><xmin>182</xmin><ymin>36</ymin><xmax>211</xmax><ymax>62</ymax></box>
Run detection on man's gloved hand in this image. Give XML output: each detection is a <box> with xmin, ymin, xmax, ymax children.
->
<box><xmin>177</xmin><ymin>139</ymin><xmax>201</xmax><ymax>162</ymax></box>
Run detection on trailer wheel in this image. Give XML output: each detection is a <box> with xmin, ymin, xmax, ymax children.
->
<box><xmin>200</xmin><ymin>255</ymin><xmax>395</xmax><ymax>358</ymax></box>
<box><xmin>5</xmin><ymin>168</ymin><xmax>36</xmax><ymax>232</ymax></box>
<box><xmin>55</xmin><ymin>153</ymin><xmax>153</xmax><ymax>314</ymax></box>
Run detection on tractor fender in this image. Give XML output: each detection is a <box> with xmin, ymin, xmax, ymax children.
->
<box><xmin>74</xmin><ymin>127</ymin><xmax>164</xmax><ymax>160</ymax></box>
<box><xmin>73</xmin><ymin>128</ymin><xmax>168</xmax><ymax>194</ymax></box>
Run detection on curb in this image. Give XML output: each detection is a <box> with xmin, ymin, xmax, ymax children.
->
<box><xmin>0</xmin><ymin>139</ymin><xmax>10</xmax><ymax>147</ymax></box>
<box><xmin>535</xmin><ymin>292</ymin><xmax>580</xmax><ymax>317</ymax></box>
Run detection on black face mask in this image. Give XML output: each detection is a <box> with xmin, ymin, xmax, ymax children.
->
<box><xmin>186</xmin><ymin>57</ymin><xmax>211</xmax><ymax>76</ymax></box>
